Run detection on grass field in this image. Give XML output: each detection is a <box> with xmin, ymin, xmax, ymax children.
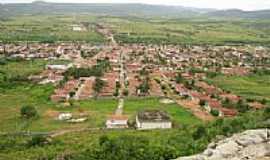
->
<box><xmin>0</xmin><ymin>15</ymin><xmax>105</xmax><ymax>43</ymax></box>
<box><xmin>1</xmin><ymin>15</ymin><xmax>270</xmax><ymax>45</ymax></box>
<box><xmin>124</xmin><ymin>98</ymin><xmax>201</xmax><ymax>126</ymax></box>
<box><xmin>208</xmin><ymin>75</ymin><xmax>270</xmax><ymax>101</ymax></box>
<box><xmin>105</xmin><ymin>17</ymin><xmax>270</xmax><ymax>45</ymax></box>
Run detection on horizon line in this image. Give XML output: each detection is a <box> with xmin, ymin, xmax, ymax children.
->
<box><xmin>0</xmin><ymin>1</ymin><xmax>270</xmax><ymax>11</ymax></box>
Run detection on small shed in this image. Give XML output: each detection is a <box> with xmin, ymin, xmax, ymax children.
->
<box><xmin>106</xmin><ymin>114</ymin><xmax>128</xmax><ymax>129</ymax></box>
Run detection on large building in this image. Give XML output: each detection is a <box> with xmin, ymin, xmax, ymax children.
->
<box><xmin>136</xmin><ymin>110</ymin><xmax>172</xmax><ymax>130</ymax></box>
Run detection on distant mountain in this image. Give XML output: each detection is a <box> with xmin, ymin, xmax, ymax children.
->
<box><xmin>0</xmin><ymin>2</ymin><xmax>211</xmax><ymax>18</ymax></box>
<box><xmin>0</xmin><ymin>2</ymin><xmax>269</xmax><ymax>19</ymax></box>
<box><xmin>206</xmin><ymin>9</ymin><xmax>270</xmax><ymax>19</ymax></box>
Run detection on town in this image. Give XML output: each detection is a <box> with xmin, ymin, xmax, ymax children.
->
<box><xmin>1</xmin><ymin>2</ymin><xmax>270</xmax><ymax>159</ymax></box>
<box><xmin>1</xmin><ymin>41</ymin><xmax>269</xmax><ymax>129</ymax></box>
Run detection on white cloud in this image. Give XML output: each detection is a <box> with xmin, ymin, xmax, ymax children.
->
<box><xmin>1</xmin><ymin>0</ymin><xmax>270</xmax><ymax>11</ymax></box>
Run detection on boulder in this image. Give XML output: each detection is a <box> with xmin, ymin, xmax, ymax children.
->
<box><xmin>175</xmin><ymin>129</ymin><xmax>270</xmax><ymax>160</ymax></box>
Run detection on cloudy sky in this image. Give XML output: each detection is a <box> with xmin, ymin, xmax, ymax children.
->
<box><xmin>1</xmin><ymin>0</ymin><xmax>270</xmax><ymax>11</ymax></box>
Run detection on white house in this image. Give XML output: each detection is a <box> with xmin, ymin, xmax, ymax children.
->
<box><xmin>106</xmin><ymin>115</ymin><xmax>128</xmax><ymax>129</ymax></box>
<box><xmin>136</xmin><ymin>110</ymin><xmax>172</xmax><ymax>130</ymax></box>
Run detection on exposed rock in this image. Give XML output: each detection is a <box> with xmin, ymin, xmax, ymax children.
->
<box><xmin>175</xmin><ymin>129</ymin><xmax>270</xmax><ymax>160</ymax></box>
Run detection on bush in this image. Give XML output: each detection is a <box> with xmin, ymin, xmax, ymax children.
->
<box><xmin>20</xmin><ymin>105</ymin><xmax>38</xmax><ymax>119</ymax></box>
<box><xmin>27</xmin><ymin>135</ymin><xmax>48</xmax><ymax>147</ymax></box>
<box><xmin>192</xmin><ymin>126</ymin><xmax>207</xmax><ymax>140</ymax></box>
<box><xmin>210</xmin><ymin>109</ymin><xmax>219</xmax><ymax>117</ymax></box>
<box><xmin>236</xmin><ymin>100</ymin><xmax>250</xmax><ymax>113</ymax></box>
<box><xmin>263</xmin><ymin>107</ymin><xmax>270</xmax><ymax>120</ymax></box>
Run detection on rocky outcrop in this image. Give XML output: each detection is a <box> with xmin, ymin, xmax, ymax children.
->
<box><xmin>176</xmin><ymin>129</ymin><xmax>270</xmax><ymax>160</ymax></box>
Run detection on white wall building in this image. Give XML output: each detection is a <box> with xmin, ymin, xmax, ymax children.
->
<box><xmin>106</xmin><ymin>115</ymin><xmax>128</xmax><ymax>129</ymax></box>
<box><xmin>136</xmin><ymin>110</ymin><xmax>172</xmax><ymax>130</ymax></box>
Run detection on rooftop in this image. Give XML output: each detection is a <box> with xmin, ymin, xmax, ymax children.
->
<box><xmin>137</xmin><ymin>110</ymin><xmax>171</xmax><ymax>122</ymax></box>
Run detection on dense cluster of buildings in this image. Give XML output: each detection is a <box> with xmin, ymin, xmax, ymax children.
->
<box><xmin>1</xmin><ymin>43</ymin><xmax>269</xmax><ymax>129</ymax></box>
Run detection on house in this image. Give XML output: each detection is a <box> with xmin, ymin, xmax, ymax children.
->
<box><xmin>106</xmin><ymin>115</ymin><xmax>129</xmax><ymax>129</ymax></box>
<box><xmin>249</xmin><ymin>102</ymin><xmax>265</xmax><ymax>110</ymax></box>
<box><xmin>220</xmin><ymin>93</ymin><xmax>241</xmax><ymax>103</ymax></box>
<box><xmin>46</xmin><ymin>64</ymin><xmax>73</xmax><ymax>71</ymax></box>
<box><xmin>174</xmin><ymin>84</ymin><xmax>189</xmax><ymax>97</ymax></box>
<box><xmin>205</xmin><ymin>99</ymin><xmax>238</xmax><ymax>117</ymax></box>
<box><xmin>136</xmin><ymin>110</ymin><xmax>172</xmax><ymax>130</ymax></box>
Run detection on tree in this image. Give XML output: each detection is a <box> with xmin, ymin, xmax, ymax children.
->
<box><xmin>137</xmin><ymin>78</ymin><xmax>150</xmax><ymax>95</ymax></box>
<box><xmin>210</xmin><ymin>109</ymin><xmax>219</xmax><ymax>117</ymax></box>
<box><xmin>175</xmin><ymin>73</ymin><xmax>184</xmax><ymax>84</ymax></box>
<box><xmin>222</xmin><ymin>98</ymin><xmax>233</xmax><ymax>108</ymax></box>
<box><xmin>93</xmin><ymin>78</ymin><xmax>105</xmax><ymax>95</ymax></box>
<box><xmin>69</xmin><ymin>91</ymin><xmax>76</xmax><ymax>98</ymax></box>
<box><xmin>199</xmin><ymin>100</ymin><xmax>206</xmax><ymax>106</ymax></box>
<box><xmin>20</xmin><ymin>105</ymin><xmax>38</xmax><ymax>119</ymax></box>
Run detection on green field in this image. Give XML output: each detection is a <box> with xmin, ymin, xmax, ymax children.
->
<box><xmin>105</xmin><ymin>17</ymin><xmax>270</xmax><ymax>45</ymax></box>
<box><xmin>1</xmin><ymin>15</ymin><xmax>270</xmax><ymax>45</ymax></box>
<box><xmin>208</xmin><ymin>75</ymin><xmax>270</xmax><ymax>101</ymax></box>
<box><xmin>124</xmin><ymin>98</ymin><xmax>201</xmax><ymax>126</ymax></box>
<box><xmin>0</xmin><ymin>15</ymin><xmax>105</xmax><ymax>43</ymax></box>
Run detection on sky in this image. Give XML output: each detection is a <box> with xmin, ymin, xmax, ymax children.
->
<box><xmin>1</xmin><ymin>0</ymin><xmax>270</xmax><ymax>11</ymax></box>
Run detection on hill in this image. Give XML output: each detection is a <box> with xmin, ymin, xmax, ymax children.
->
<box><xmin>0</xmin><ymin>2</ymin><xmax>207</xmax><ymax>18</ymax></box>
<box><xmin>0</xmin><ymin>2</ymin><xmax>270</xmax><ymax>19</ymax></box>
<box><xmin>207</xmin><ymin>9</ymin><xmax>270</xmax><ymax>19</ymax></box>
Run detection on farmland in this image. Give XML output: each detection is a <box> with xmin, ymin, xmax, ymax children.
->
<box><xmin>106</xmin><ymin>17</ymin><xmax>270</xmax><ymax>45</ymax></box>
<box><xmin>0</xmin><ymin>15</ymin><xmax>105</xmax><ymax>43</ymax></box>
<box><xmin>208</xmin><ymin>75</ymin><xmax>270</xmax><ymax>102</ymax></box>
<box><xmin>1</xmin><ymin>15</ymin><xmax>270</xmax><ymax>45</ymax></box>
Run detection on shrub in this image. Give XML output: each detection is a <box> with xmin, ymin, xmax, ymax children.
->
<box><xmin>210</xmin><ymin>109</ymin><xmax>219</xmax><ymax>117</ymax></box>
<box><xmin>27</xmin><ymin>135</ymin><xmax>48</xmax><ymax>147</ymax></box>
<box><xmin>20</xmin><ymin>105</ymin><xmax>38</xmax><ymax>119</ymax></box>
<box><xmin>263</xmin><ymin>107</ymin><xmax>270</xmax><ymax>120</ymax></box>
<box><xmin>192</xmin><ymin>126</ymin><xmax>207</xmax><ymax>140</ymax></box>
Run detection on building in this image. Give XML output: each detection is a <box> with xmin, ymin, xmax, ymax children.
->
<box><xmin>106</xmin><ymin>114</ymin><xmax>129</xmax><ymax>129</ymax></box>
<box><xmin>136</xmin><ymin>110</ymin><xmax>172</xmax><ymax>130</ymax></box>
